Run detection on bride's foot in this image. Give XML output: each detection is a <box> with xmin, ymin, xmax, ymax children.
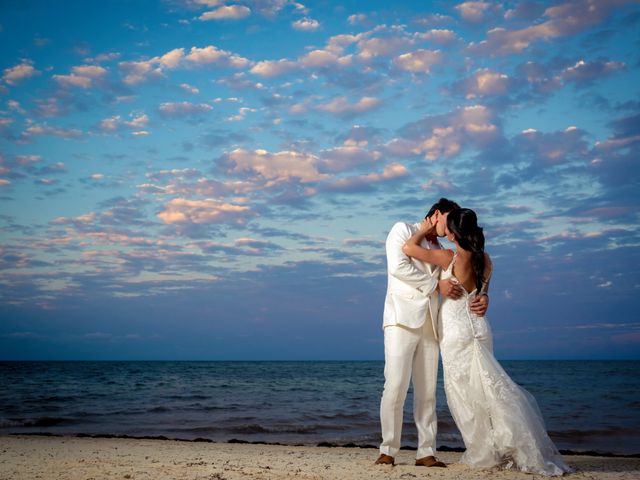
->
<box><xmin>415</xmin><ymin>456</ymin><xmax>447</xmax><ymax>467</ymax></box>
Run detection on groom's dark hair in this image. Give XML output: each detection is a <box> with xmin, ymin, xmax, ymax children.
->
<box><xmin>425</xmin><ymin>198</ymin><xmax>460</xmax><ymax>219</ymax></box>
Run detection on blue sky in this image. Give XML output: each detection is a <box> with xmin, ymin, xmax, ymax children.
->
<box><xmin>1</xmin><ymin>0</ymin><xmax>639</xmax><ymax>360</ymax></box>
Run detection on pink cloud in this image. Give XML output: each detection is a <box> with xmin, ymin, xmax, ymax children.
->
<box><xmin>393</xmin><ymin>49</ymin><xmax>443</xmax><ymax>73</ymax></box>
<box><xmin>223</xmin><ymin>148</ymin><xmax>329</xmax><ymax>184</ymax></box>
<box><xmin>2</xmin><ymin>60</ymin><xmax>39</xmax><ymax>85</ymax></box>
<box><xmin>199</xmin><ymin>5</ymin><xmax>251</xmax><ymax>20</ymax></box>
<box><xmin>468</xmin><ymin>0</ymin><xmax>634</xmax><ymax>56</ymax></box>
<box><xmin>321</xmin><ymin>162</ymin><xmax>409</xmax><ymax>192</ymax></box>
<box><xmin>157</xmin><ymin>198</ymin><xmax>251</xmax><ymax>225</ymax></box>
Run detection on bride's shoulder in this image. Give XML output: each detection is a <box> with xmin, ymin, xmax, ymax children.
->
<box><xmin>442</xmin><ymin>249</ymin><xmax>455</xmax><ymax>267</ymax></box>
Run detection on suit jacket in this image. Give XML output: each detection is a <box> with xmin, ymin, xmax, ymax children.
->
<box><xmin>382</xmin><ymin>221</ymin><xmax>441</xmax><ymax>339</ymax></box>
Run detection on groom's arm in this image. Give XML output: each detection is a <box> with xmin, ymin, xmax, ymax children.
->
<box><xmin>386</xmin><ymin>222</ymin><xmax>439</xmax><ymax>296</ymax></box>
<box><xmin>469</xmin><ymin>294</ymin><xmax>488</xmax><ymax>316</ymax></box>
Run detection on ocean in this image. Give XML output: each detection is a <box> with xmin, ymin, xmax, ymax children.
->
<box><xmin>1</xmin><ymin>361</ymin><xmax>638</xmax><ymax>455</ymax></box>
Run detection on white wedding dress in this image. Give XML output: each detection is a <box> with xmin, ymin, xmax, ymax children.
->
<box><xmin>439</xmin><ymin>254</ymin><xmax>571</xmax><ymax>476</ymax></box>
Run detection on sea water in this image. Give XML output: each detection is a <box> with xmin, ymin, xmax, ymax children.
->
<box><xmin>1</xmin><ymin>360</ymin><xmax>638</xmax><ymax>455</ymax></box>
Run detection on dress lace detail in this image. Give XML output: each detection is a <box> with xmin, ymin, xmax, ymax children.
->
<box><xmin>439</xmin><ymin>255</ymin><xmax>570</xmax><ymax>476</ymax></box>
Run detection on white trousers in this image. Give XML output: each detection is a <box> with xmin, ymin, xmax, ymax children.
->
<box><xmin>379</xmin><ymin>321</ymin><xmax>439</xmax><ymax>458</ymax></box>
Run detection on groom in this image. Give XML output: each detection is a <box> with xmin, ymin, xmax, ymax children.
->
<box><xmin>376</xmin><ymin>198</ymin><xmax>488</xmax><ymax>467</ymax></box>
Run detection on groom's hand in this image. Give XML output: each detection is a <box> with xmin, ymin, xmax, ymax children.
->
<box><xmin>469</xmin><ymin>295</ymin><xmax>489</xmax><ymax>316</ymax></box>
<box><xmin>439</xmin><ymin>279</ymin><xmax>463</xmax><ymax>299</ymax></box>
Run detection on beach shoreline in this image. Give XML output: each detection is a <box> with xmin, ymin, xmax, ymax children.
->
<box><xmin>7</xmin><ymin>431</ymin><xmax>640</xmax><ymax>458</ymax></box>
<box><xmin>1</xmin><ymin>435</ymin><xmax>639</xmax><ymax>480</ymax></box>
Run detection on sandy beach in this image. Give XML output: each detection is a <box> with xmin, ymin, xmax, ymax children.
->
<box><xmin>1</xmin><ymin>435</ymin><xmax>638</xmax><ymax>480</ymax></box>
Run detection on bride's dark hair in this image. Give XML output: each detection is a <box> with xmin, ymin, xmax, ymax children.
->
<box><xmin>447</xmin><ymin>208</ymin><xmax>485</xmax><ymax>292</ymax></box>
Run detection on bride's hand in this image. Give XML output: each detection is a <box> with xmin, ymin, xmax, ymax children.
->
<box><xmin>419</xmin><ymin>218</ymin><xmax>432</xmax><ymax>233</ymax></box>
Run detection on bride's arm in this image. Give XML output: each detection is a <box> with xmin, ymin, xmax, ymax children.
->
<box><xmin>469</xmin><ymin>253</ymin><xmax>492</xmax><ymax>316</ymax></box>
<box><xmin>480</xmin><ymin>253</ymin><xmax>493</xmax><ymax>295</ymax></box>
<box><xmin>402</xmin><ymin>229</ymin><xmax>454</xmax><ymax>270</ymax></box>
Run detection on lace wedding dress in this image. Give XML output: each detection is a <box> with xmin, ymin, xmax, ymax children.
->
<box><xmin>439</xmin><ymin>254</ymin><xmax>570</xmax><ymax>476</ymax></box>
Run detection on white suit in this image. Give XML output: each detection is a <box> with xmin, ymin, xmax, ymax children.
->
<box><xmin>379</xmin><ymin>221</ymin><xmax>441</xmax><ymax>459</ymax></box>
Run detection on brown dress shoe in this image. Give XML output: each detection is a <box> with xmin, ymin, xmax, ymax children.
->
<box><xmin>375</xmin><ymin>453</ymin><xmax>395</xmax><ymax>465</ymax></box>
<box><xmin>415</xmin><ymin>455</ymin><xmax>447</xmax><ymax>467</ymax></box>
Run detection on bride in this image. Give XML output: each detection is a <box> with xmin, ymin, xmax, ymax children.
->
<box><xmin>402</xmin><ymin>208</ymin><xmax>571</xmax><ymax>476</ymax></box>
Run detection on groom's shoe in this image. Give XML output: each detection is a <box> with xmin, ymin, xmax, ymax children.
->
<box><xmin>415</xmin><ymin>456</ymin><xmax>447</xmax><ymax>468</ymax></box>
<box><xmin>374</xmin><ymin>454</ymin><xmax>395</xmax><ymax>465</ymax></box>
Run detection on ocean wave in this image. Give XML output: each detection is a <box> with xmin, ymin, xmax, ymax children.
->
<box><xmin>550</xmin><ymin>426</ymin><xmax>639</xmax><ymax>440</ymax></box>
<box><xmin>303</xmin><ymin>411</ymin><xmax>373</xmax><ymax>422</ymax></box>
<box><xmin>7</xmin><ymin>416</ymin><xmax>77</xmax><ymax>427</ymax></box>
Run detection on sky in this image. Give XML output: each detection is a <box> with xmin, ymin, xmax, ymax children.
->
<box><xmin>1</xmin><ymin>0</ymin><xmax>639</xmax><ymax>360</ymax></box>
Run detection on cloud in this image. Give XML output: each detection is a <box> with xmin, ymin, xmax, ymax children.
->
<box><xmin>225</xmin><ymin>106</ymin><xmax>256</xmax><ymax>122</ymax></box>
<box><xmin>320</xmin><ymin>162</ymin><xmax>409</xmax><ymax>192</ymax></box>
<box><xmin>588</xmin><ymin>112</ymin><xmax>640</xmax><ymax>197</ymax></box>
<box><xmin>53</xmin><ymin>74</ymin><xmax>93</xmax><ymax>89</ymax></box>
<box><xmin>139</xmin><ymin>167</ymin><xmax>255</xmax><ymax>198</ymax></box>
<box><xmin>357</xmin><ymin>34</ymin><xmax>414</xmax><ymax>60</ymax></box>
<box><xmin>299</xmin><ymin>49</ymin><xmax>352</xmax><ymax>69</ymax></box>
<box><xmin>516</xmin><ymin>126</ymin><xmax>590</xmax><ymax>166</ymax></box>
<box><xmin>292</xmin><ymin>17</ymin><xmax>320</xmax><ymax>31</ymax></box>
<box><xmin>198</xmin><ymin>237</ymin><xmax>283</xmax><ymax>256</ymax></box>
<box><xmin>126</xmin><ymin>113</ymin><xmax>149</xmax><ymax>129</ymax></box>
<box><xmin>158</xmin><ymin>48</ymin><xmax>185</xmax><ymax>68</ymax></box>
<box><xmin>39</xmin><ymin>162</ymin><xmax>67</xmax><ymax>175</ymax></box>
<box><xmin>119</xmin><ymin>59</ymin><xmax>165</xmax><ymax>85</ymax></box>
<box><xmin>99</xmin><ymin>116</ymin><xmax>122</xmax><ymax>132</ymax></box>
<box><xmin>248</xmin><ymin>26</ymin><xmax>424</xmax><ymax>82</ymax></box>
<box><xmin>319</xmin><ymin>146</ymin><xmax>382</xmax><ymax>172</ymax></box>
<box><xmin>250</xmin><ymin>49</ymin><xmax>353</xmax><ymax>79</ymax></box>
<box><xmin>20</xmin><ymin>124</ymin><xmax>83</xmax><ymax>142</ymax></box>
<box><xmin>468</xmin><ymin>0</ymin><xmax>633</xmax><ymax>56</ymax></box>
<box><xmin>250</xmin><ymin>59</ymin><xmax>298</xmax><ymax>77</ymax></box>
<box><xmin>84</xmin><ymin>52</ymin><xmax>121</xmax><ymax>63</ymax></box>
<box><xmin>119</xmin><ymin>45</ymin><xmax>249</xmax><ymax>84</ymax></box>
<box><xmin>199</xmin><ymin>5</ymin><xmax>251</xmax><ymax>20</ymax></box>
<box><xmin>188</xmin><ymin>0</ymin><xmax>224</xmax><ymax>7</ymax></box>
<box><xmin>559</xmin><ymin>59</ymin><xmax>626</xmax><ymax>87</ymax></box>
<box><xmin>455</xmin><ymin>1</ymin><xmax>494</xmax><ymax>23</ymax></box>
<box><xmin>30</xmin><ymin>97</ymin><xmax>64</xmax><ymax>118</ymax></box>
<box><xmin>337</xmin><ymin>125</ymin><xmax>385</xmax><ymax>147</ymax></box>
<box><xmin>98</xmin><ymin>113</ymin><xmax>149</xmax><ymax>133</ymax></box>
<box><xmin>393</xmin><ymin>49</ymin><xmax>442</xmax><ymax>73</ymax></box>
<box><xmin>185</xmin><ymin>46</ymin><xmax>251</xmax><ymax>68</ymax></box>
<box><xmin>516</xmin><ymin>60</ymin><xmax>563</xmax><ymax>94</ymax></box>
<box><xmin>416</xmin><ymin>29</ymin><xmax>458</xmax><ymax>45</ymax></box>
<box><xmin>180</xmin><ymin>83</ymin><xmax>200</xmax><ymax>94</ymax></box>
<box><xmin>2</xmin><ymin>60</ymin><xmax>40</xmax><ymax>85</ymax></box>
<box><xmin>157</xmin><ymin>198</ymin><xmax>251</xmax><ymax>225</ymax></box>
<box><xmin>52</xmin><ymin>64</ymin><xmax>109</xmax><ymax>89</ymax></box>
<box><xmin>391</xmin><ymin>105</ymin><xmax>501</xmax><ymax>160</ymax></box>
<box><xmin>348</xmin><ymin>14</ymin><xmax>367</xmax><ymax>25</ymax></box>
<box><xmin>158</xmin><ymin>101</ymin><xmax>213</xmax><ymax>117</ymax></box>
<box><xmin>414</xmin><ymin>13</ymin><xmax>454</xmax><ymax>27</ymax></box>
<box><xmin>222</xmin><ymin>148</ymin><xmax>329</xmax><ymax>184</ymax></box>
<box><xmin>454</xmin><ymin>68</ymin><xmax>512</xmax><ymax>98</ymax></box>
<box><xmin>315</xmin><ymin>96</ymin><xmax>382</xmax><ymax>118</ymax></box>
<box><xmin>248</xmin><ymin>0</ymin><xmax>296</xmax><ymax>18</ymax></box>
<box><xmin>504</xmin><ymin>0</ymin><xmax>547</xmax><ymax>21</ymax></box>
<box><xmin>72</xmin><ymin>65</ymin><xmax>108</xmax><ymax>78</ymax></box>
